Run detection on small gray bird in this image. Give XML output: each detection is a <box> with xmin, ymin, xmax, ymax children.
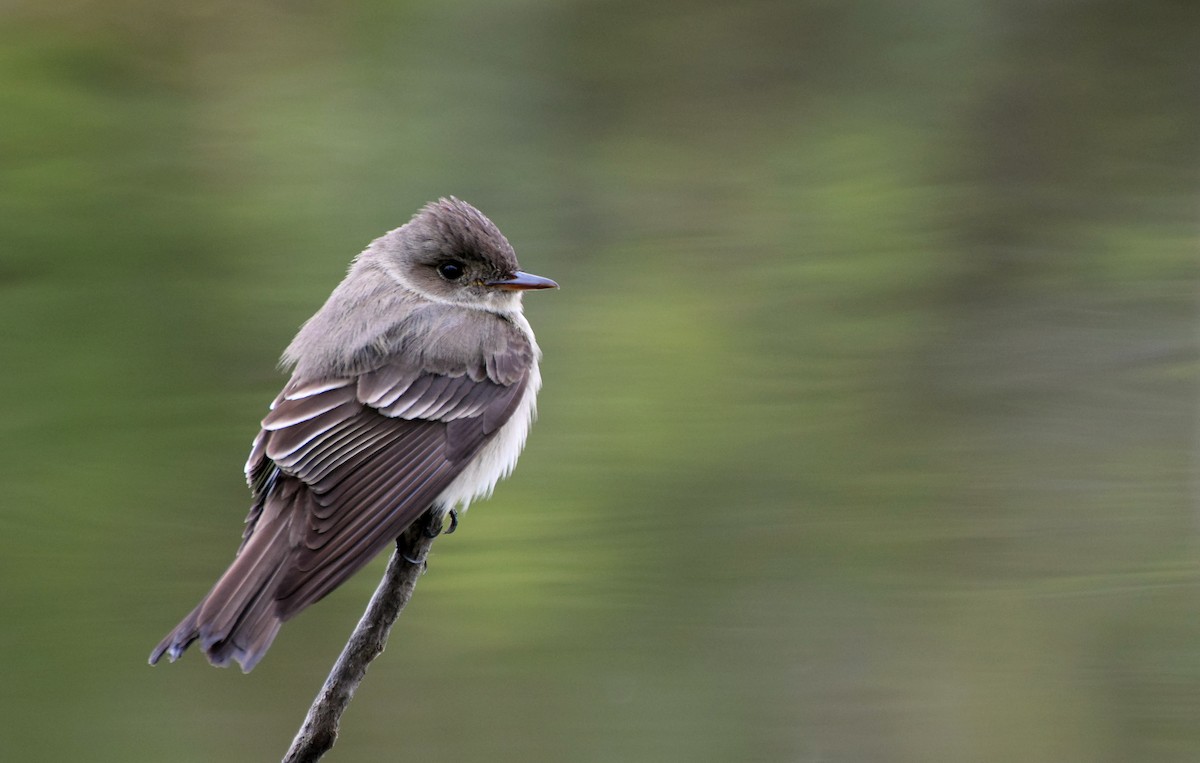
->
<box><xmin>150</xmin><ymin>198</ymin><xmax>556</xmax><ymax>672</ymax></box>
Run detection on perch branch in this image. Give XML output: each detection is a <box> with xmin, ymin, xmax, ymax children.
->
<box><xmin>282</xmin><ymin>509</ymin><xmax>440</xmax><ymax>763</ymax></box>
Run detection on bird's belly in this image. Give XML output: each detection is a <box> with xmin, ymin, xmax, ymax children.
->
<box><xmin>434</xmin><ymin>358</ymin><xmax>541</xmax><ymax>515</ymax></box>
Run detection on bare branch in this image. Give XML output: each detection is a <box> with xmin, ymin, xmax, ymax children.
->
<box><xmin>282</xmin><ymin>510</ymin><xmax>440</xmax><ymax>763</ymax></box>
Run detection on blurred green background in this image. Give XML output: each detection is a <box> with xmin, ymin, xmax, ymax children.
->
<box><xmin>2</xmin><ymin>1</ymin><xmax>1197</xmax><ymax>761</ymax></box>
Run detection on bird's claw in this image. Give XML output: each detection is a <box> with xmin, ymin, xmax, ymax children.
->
<box><xmin>421</xmin><ymin>508</ymin><xmax>458</xmax><ymax>538</ymax></box>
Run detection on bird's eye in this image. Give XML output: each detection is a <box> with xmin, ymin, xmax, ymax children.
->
<box><xmin>437</xmin><ymin>261</ymin><xmax>465</xmax><ymax>281</ymax></box>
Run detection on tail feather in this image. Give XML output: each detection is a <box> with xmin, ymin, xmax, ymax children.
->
<box><xmin>149</xmin><ymin>490</ymin><xmax>302</xmax><ymax>673</ymax></box>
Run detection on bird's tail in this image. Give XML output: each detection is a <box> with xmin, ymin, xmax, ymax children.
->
<box><xmin>149</xmin><ymin>490</ymin><xmax>303</xmax><ymax>673</ymax></box>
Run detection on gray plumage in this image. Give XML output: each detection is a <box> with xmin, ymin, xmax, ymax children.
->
<box><xmin>150</xmin><ymin>198</ymin><xmax>554</xmax><ymax>672</ymax></box>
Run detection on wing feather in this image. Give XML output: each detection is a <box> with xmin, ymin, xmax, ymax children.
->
<box><xmin>356</xmin><ymin>365</ymin><xmax>418</xmax><ymax>407</ymax></box>
<box><xmin>263</xmin><ymin>384</ymin><xmax>356</xmax><ymax>430</ymax></box>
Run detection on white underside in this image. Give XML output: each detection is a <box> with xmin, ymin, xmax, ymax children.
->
<box><xmin>433</xmin><ymin>311</ymin><xmax>541</xmax><ymax>515</ymax></box>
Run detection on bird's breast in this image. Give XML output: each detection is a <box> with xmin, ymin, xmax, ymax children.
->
<box><xmin>434</xmin><ymin>314</ymin><xmax>542</xmax><ymax>514</ymax></box>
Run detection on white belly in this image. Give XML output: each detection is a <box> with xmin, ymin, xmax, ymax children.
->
<box><xmin>434</xmin><ymin>315</ymin><xmax>541</xmax><ymax>514</ymax></box>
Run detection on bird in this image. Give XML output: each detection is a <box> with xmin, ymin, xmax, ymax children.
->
<box><xmin>149</xmin><ymin>198</ymin><xmax>556</xmax><ymax>672</ymax></box>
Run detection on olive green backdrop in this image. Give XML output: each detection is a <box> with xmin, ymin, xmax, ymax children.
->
<box><xmin>1</xmin><ymin>1</ymin><xmax>1196</xmax><ymax>761</ymax></box>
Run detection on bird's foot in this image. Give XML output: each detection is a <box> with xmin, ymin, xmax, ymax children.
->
<box><xmin>401</xmin><ymin>550</ymin><xmax>426</xmax><ymax>565</ymax></box>
<box><xmin>421</xmin><ymin>508</ymin><xmax>458</xmax><ymax>538</ymax></box>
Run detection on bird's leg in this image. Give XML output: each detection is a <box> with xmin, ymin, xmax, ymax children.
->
<box><xmin>399</xmin><ymin>532</ymin><xmax>427</xmax><ymax>565</ymax></box>
<box><xmin>445</xmin><ymin>509</ymin><xmax>459</xmax><ymax>535</ymax></box>
<box><xmin>400</xmin><ymin>513</ymin><xmax>440</xmax><ymax>565</ymax></box>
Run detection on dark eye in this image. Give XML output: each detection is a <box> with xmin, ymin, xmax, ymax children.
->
<box><xmin>437</xmin><ymin>261</ymin><xmax>465</xmax><ymax>281</ymax></box>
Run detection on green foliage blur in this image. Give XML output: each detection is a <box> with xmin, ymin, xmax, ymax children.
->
<box><xmin>1</xmin><ymin>1</ymin><xmax>1196</xmax><ymax>761</ymax></box>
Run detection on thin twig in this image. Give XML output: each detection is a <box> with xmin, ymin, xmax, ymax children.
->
<box><xmin>282</xmin><ymin>510</ymin><xmax>439</xmax><ymax>763</ymax></box>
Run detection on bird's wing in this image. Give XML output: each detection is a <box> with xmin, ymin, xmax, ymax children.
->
<box><xmin>241</xmin><ymin>319</ymin><xmax>533</xmax><ymax>619</ymax></box>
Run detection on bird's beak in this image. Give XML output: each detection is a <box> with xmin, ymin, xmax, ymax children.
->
<box><xmin>486</xmin><ymin>271</ymin><xmax>559</xmax><ymax>291</ymax></box>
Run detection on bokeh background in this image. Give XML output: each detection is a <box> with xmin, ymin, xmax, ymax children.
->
<box><xmin>2</xmin><ymin>1</ymin><xmax>1197</xmax><ymax>761</ymax></box>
